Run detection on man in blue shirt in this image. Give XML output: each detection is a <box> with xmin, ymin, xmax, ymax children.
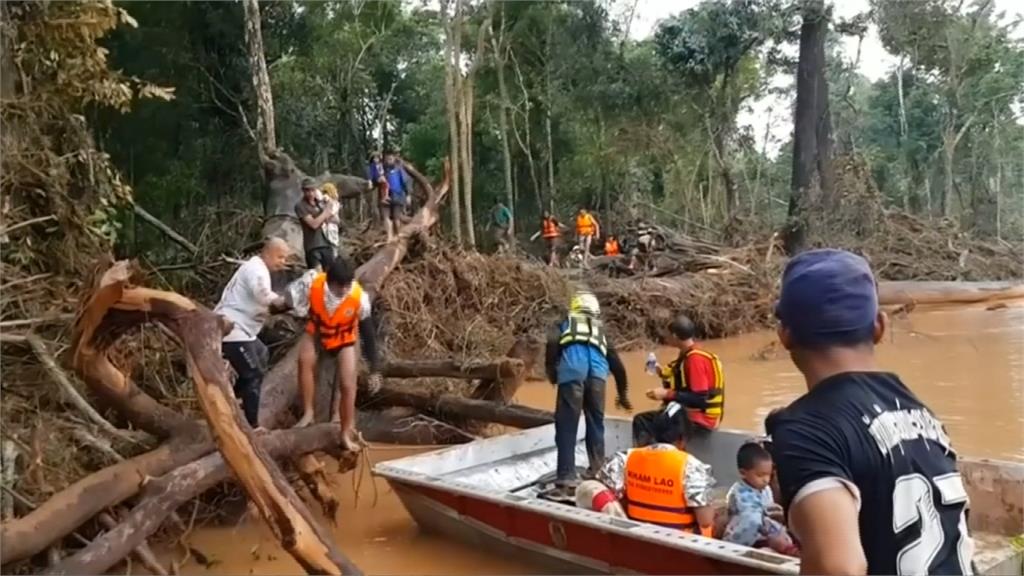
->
<box><xmin>543</xmin><ymin>290</ymin><xmax>632</xmax><ymax>501</ymax></box>
<box><xmin>368</xmin><ymin>148</ymin><xmax>412</xmax><ymax>242</ymax></box>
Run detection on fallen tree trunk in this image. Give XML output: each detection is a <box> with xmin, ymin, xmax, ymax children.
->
<box><xmin>471</xmin><ymin>337</ymin><xmax>540</xmax><ymax>403</ymax></box>
<box><xmin>382</xmin><ymin>357</ymin><xmax>523</xmax><ymax>381</ymax></box>
<box><xmin>877</xmin><ymin>280</ymin><xmax>1024</xmax><ymax>306</ymax></box>
<box><xmin>0</xmin><ymin>439</ymin><xmax>214</xmax><ymax>565</ymax></box>
<box><xmin>45</xmin><ymin>424</ymin><xmax>348</xmax><ymax>576</ymax></box>
<box><xmin>78</xmin><ymin>263</ymin><xmax>359</xmax><ymax>575</ymax></box>
<box><xmin>370</xmin><ymin>385</ymin><xmax>554</xmax><ymax>429</ymax></box>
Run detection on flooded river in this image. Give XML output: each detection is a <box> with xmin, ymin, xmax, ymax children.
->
<box><xmin>173</xmin><ymin>303</ymin><xmax>1023</xmax><ymax>574</ymax></box>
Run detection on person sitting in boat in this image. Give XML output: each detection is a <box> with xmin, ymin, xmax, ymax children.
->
<box><xmin>597</xmin><ymin>403</ymin><xmax>716</xmax><ymax>537</ymax></box>
<box><xmin>634</xmin><ymin>314</ymin><xmax>725</xmax><ymax>446</ymax></box>
<box><xmin>543</xmin><ymin>290</ymin><xmax>632</xmax><ymax>501</ymax></box>
<box><xmin>722</xmin><ymin>442</ymin><xmax>799</xmax><ymax>556</ymax></box>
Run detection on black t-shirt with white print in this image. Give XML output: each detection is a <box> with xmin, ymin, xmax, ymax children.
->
<box><xmin>766</xmin><ymin>371</ymin><xmax>973</xmax><ymax>575</ymax></box>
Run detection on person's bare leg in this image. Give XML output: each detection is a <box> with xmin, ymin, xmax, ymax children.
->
<box><xmin>337</xmin><ymin>346</ymin><xmax>360</xmax><ymax>450</ymax></box>
<box><xmin>294</xmin><ymin>334</ymin><xmax>317</xmax><ymax>428</ymax></box>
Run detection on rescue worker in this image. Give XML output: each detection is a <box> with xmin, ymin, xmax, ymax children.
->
<box><xmin>597</xmin><ymin>403</ymin><xmax>716</xmax><ymax>536</ymax></box>
<box><xmin>543</xmin><ymin>290</ymin><xmax>632</xmax><ymax>501</ymax></box>
<box><xmin>604</xmin><ymin>234</ymin><xmax>621</xmax><ymax>256</ymax></box>
<box><xmin>293</xmin><ymin>258</ymin><xmax>383</xmax><ymax>452</ymax></box>
<box><xmin>530</xmin><ymin>210</ymin><xmax>565</xmax><ymax>266</ymax></box>
<box><xmin>575</xmin><ymin>208</ymin><xmax>600</xmax><ymax>268</ymax></box>
<box><xmin>635</xmin><ymin>314</ymin><xmax>725</xmax><ymax>445</ymax></box>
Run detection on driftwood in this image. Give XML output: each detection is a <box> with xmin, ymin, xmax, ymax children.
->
<box><xmin>383</xmin><ymin>357</ymin><xmax>524</xmax><ymax>381</ymax></box>
<box><xmin>70</xmin><ymin>262</ymin><xmax>358</xmax><ymax>575</ymax></box>
<box><xmin>45</xmin><ymin>424</ymin><xmax>349</xmax><ymax>576</ymax></box>
<box><xmin>876</xmin><ymin>280</ymin><xmax>1024</xmax><ymax>306</ymax></box>
<box><xmin>96</xmin><ymin>511</ymin><xmax>167</xmax><ymax>576</ymax></box>
<box><xmin>371</xmin><ymin>385</ymin><xmax>554</xmax><ymax>429</ymax></box>
<box><xmin>471</xmin><ymin>337</ymin><xmax>540</xmax><ymax>403</ymax></box>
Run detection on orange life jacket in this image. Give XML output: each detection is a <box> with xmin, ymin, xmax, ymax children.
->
<box><xmin>605</xmin><ymin>238</ymin><xmax>621</xmax><ymax>256</ymax></box>
<box><xmin>624</xmin><ymin>447</ymin><xmax>698</xmax><ymax>532</ymax></box>
<box><xmin>542</xmin><ymin>217</ymin><xmax>559</xmax><ymax>239</ymax></box>
<box><xmin>305</xmin><ymin>275</ymin><xmax>363</xmax><ymax>351</ymax></box>
<box><xmin>576</xmin><ymin>213</ymin><xmax>597</xmax><ymax>236</ymax></box>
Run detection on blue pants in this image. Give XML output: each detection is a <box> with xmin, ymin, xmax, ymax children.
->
<box><xmin>222</xmin><ymin>339</ymin><xmax>268</xmax><ymax>426</ymax></box>
<box><xmin>554</xmin><ymin>377</ymin><xmax>606</xmax><ymax>485</ymax></box>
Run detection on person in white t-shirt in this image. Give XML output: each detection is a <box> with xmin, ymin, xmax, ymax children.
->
<box><xmin>214</xmin><ymin>238</ymin><xmax>289</xmax><ymax>426</ymax></box>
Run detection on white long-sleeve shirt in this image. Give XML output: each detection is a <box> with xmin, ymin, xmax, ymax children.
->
<box><xmin>214</xmin><ymin>256</ymin><xmax>278</xmax><ymax>342</ymax></box>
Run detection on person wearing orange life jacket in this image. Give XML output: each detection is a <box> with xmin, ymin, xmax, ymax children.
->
<box><xmin>604</xmin><ymin>235</ymin><xmax>621</xmax><ymax>256</ymax></box>
<box><xmin>634</xmin><ymin>315</ymin><xmax>724</xmax><ymax>447</ymax></box>
<box><xmin>530</xmin><ymin>210</ymin><xmax>566</xmax><ymax>266</ymax></box>
<box><xmin>600</xmin><ymin>403</ymin><xmax>716</xmax><ymax>536</ymax></box>
<box><xmin>293</xmin><ymin>258</ymin><xmax>382</xmax><ymax>452</ymax></box>
<box><xmin>575</xmin><ymin>208</ymin><xmax>600</xmax><ymax>268</ymax></box>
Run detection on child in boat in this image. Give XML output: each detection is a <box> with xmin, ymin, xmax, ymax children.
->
<box><xmin>722</xmin><ymin>442</ymin><xmax>799</xmax><ymax>556</ymax></box>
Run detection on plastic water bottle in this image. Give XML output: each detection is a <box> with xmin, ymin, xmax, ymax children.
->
<box><xmin>645</xmin><ymin>352</ymin><xmax>657</xmax><ymax>375</ymax></box>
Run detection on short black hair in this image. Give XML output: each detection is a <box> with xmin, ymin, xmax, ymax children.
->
<box><xmin>653</xmin><ymin>403</ymin><xmax>693</xmax><ymax>444</ymax></box>
<box><xmin>326</xmin><ymin>257</ymin><xmax>354</xmax><ymax>286</ymax></box>
<box><xmin>736</xmin><ymin>442</ymin><xmax>772</xmax><ymax>470</ymax></box>
<box><xmin>669</xmin><ymin>314</ymin><xmax>696</xmax><ymax>340</ymax></box>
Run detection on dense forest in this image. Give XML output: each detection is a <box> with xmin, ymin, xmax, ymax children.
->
<box><xmin>93</xmin><ymin>0</ymin><xmax>1024</xmax><ymax>257</ymax></box>
<box><xmin>1</xmin><ymin>0</ymin><xmax>1022</xmax><ymax>573</ymax></box>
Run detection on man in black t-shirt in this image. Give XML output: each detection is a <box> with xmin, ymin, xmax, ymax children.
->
<box><xmin>766</xmin><ymin>249</ymin><xmax>973</xmax><ymax>575</ymax></box>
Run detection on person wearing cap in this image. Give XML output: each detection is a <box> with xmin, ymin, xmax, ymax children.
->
<box><xmin>369</xmin><ymin>148</ymin><xmax>412</xmax><ymax>242</ymax></box>
<box><xmin>542</xmin><ymin>290</ymin><xmax>632</xmax><ymax>501</ymax></box>
<box><xmin>294</xmin><ymin>177</ymin><xmax>338</xmax><ymax>271</ymax></box>
<box><xmin>766</xmin><ymin>249</ymin><xmax>971</xmax><ymax>575</ymax></box>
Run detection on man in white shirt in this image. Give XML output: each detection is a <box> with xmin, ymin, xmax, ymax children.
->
<box><xmin>214</xmin><ymin>238</ymin><xmax>290</xmax><ymax>426</ymax></box>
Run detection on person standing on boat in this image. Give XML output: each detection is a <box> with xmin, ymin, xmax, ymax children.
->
<box><xmin>596</xmin><ymin>403</ymin><xmax>716</xmax><ymax>537</ymax></box>
<box><xmin>767</xmin><ymin>249</ymin><xmax>973</xmax><ymax>575</ymax></box>
<box><xmin>635</xmin><ymin>314</ymin><xmax>725</xmax><ymax>445</ymax></box>
<box><xmin>543</xmin><ymin>290</ymin><xmax>632</xmax><ymax>500</ymax></box>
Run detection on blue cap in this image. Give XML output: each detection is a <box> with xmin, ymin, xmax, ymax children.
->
<box><xmin>775</xmin><ymin>249</ymin><xmax>879</xmax><ymax>347</ymax></box>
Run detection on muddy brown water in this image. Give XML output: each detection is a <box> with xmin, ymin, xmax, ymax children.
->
<box><xmin>170</xmin><ymin>303</ymin><xmax>1023</xmax><ymax>574</ymax></box>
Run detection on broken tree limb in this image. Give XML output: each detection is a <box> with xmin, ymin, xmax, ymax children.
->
<box><xmin>471</xmin><ymin>337</ymin><xmax>540</xmax><ymax>403</ymax></box>
<box><xmin>25</xmin><ymin>333</ymin><xmax>136</xmax><ymax>442</ymax></box>
<box><xmin>82</xmin><ymin>263</ymin><xmax>358</xmax><ymax>575</ymax></box>
<box><xmin>876</xmin><ymin>280</ymin><xmax>1024</xmax><ymax>306</ymax></box>
<box><xmin>382</xmin><ymin>357</ymin><xmax>524</xmax><ymax>381</ymax></box>
<box><xmin>72</xmin><ymin>263</ymin><xmax>199</xmax><ymax>439</ymax></box>
<box><xmin>45</xmin><ymin>424</ymin><xmax>349</xmax><ymax>576</ymax></box>
<box><xmin>96</xmin><ymin>511</ymin><xmax>168</xmax><ymax>576</ymax></box>
<box><xmin>132</xmin><ymin>204</ymin><xmax>199</xmax><ymax>255</ymax></box>
<box><xmin>369</xmin><ymin>385</ymin><xmax>554</xmax><ymax>429</ymax></box>
<box><xmin>0</xmin><ymin>439</ymin><xmax>215</xmax><ymax>565</ymax></box>
<box><xmin>258</xmin><ymin>160</ymin><xmax>450</xmax><ymax>429</ymax></box>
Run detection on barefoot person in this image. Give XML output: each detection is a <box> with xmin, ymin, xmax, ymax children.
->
<box><xmin>767</xmin><ymin>249</ymin><xmax>973</xmax><ymax>575</ymax></box>
<box><xmin>214</xmin><ymin>238</ymin><xmax>290</xmax><ymax>427</ymax></box>
<box><xmin>293</xmin><ymin>258</ymin><xmax>383</xmax><ymax>451</ymax></box>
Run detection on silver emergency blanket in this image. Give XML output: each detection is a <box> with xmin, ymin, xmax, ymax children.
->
<box><xmin>597</xmin><ymin>445</ymin><xmax>716</xmax><ymax>507</ymax></box>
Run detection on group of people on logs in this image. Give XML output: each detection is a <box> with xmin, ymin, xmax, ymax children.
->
<box><xmin>214</xmin><ymin>157</ymin><xmax>973</xmax><ymax>574</ymax></box>
<box><xmin>514</xmin><ymin>206</ymin><xmax>658</xmax><ymax>270</ymax></box>
<box><xmin>541</xmin><ymin>249</ymin><xmax>974</xmax><ymax>575</ymax></box>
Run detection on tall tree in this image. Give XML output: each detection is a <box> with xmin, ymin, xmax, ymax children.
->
<box><xmin>785</xmin><ymin>0</ymin><xmax>834</xmax><ymax>254</ymax></box>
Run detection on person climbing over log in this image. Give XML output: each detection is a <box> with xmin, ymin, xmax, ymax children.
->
<box><xmin>530</xmin><ymin>210</ymin><xmax>566</xmax><ymax>266</ymax></box>
<box><xmin>542</xmin><ymin>290</ymin><xmax>632</xmax><ymax>502</ymax></box>
<box><xmin>369</xmin><ymin>147</ymin><xmax>413</xmax><ymax>243</ymax></box>
<box><xmin>214</xmin><ymin>238</ymin><xmax>290</xmax><ymax>427</ymax></box>
<box><xmin>765</xmin><ymin>249</ymin><xmax>973</xmax><ymax>575</ymax></box>
<box><xmin>292</xmin><ymin>257</ymin><xmax>383</xmax><ymax>451</ymax></box>
<box><xmin>295</xmin><ymin>177</ymin><xmax>338</xmax><ymax>271</ymax></box>
<box><xmin>635</xmin><ymin>314</ymin><xmax>725</xmax><ymax>446</ymax></box>
<box><xmin>575</xmin><ymin>208</ymin><xmax>600</xmax><ymax>269</ymax></box>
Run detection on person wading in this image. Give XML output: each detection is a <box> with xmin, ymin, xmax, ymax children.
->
<box><xmin>767</xmin><ymin>249</ymin><xmax>973</xmax><ymax>575</ymax></box>
<box><xmin>293</xmin><ymin>258</ymin><xmax>383</xmax><ymax>451</ymax></box>
<box><xmin>295</xmin><ymin>177</ymin><xmax>337</xmax><ymax>271</ymax></box>
<box><xmin>575</xmin><ymin>208</ymin><xmax>600</xmax><ymax>269</ymax></box>
<box><xmin>621</xmin><ymin>403</ymin><xmax>716</xmax><ymax>536</ymax></box>
<box><xmin>543</xmin><ymin>290</ymin><xmax>632</xmax><ymax>501</ymax></box>
<box><xmin>636</xmin><ymin>315</ymin><xmax>725</xmax><ymax>446</ymax></box>
<box><xmin>530</xmin><ymin>210</ymin><xmax>565</xmax><ymax>266</ymax></box>
<box><xmin>214</xmin><ymin>238</ymin><xmax>290</xmax><ymax>427</ymax></box>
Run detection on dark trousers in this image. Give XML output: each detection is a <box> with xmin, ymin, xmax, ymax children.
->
<box><xmin>554</xmin><ymin>377</ymin><xmax>606</xmax><ymax>485</ymax></box>
<box><xmin>632</xmin><ymin>406</ymin><xmax>713</xmax><ymax>447</ymax></box>
<box><xmin>305</xmin><ymin>246</ymin><xmax>335</xmax><ymax>270</ymax></box>
<box><xmin>222</xmin><ymin>339</ymin><xmax>269</xmax><ymax>426</ymax></box>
